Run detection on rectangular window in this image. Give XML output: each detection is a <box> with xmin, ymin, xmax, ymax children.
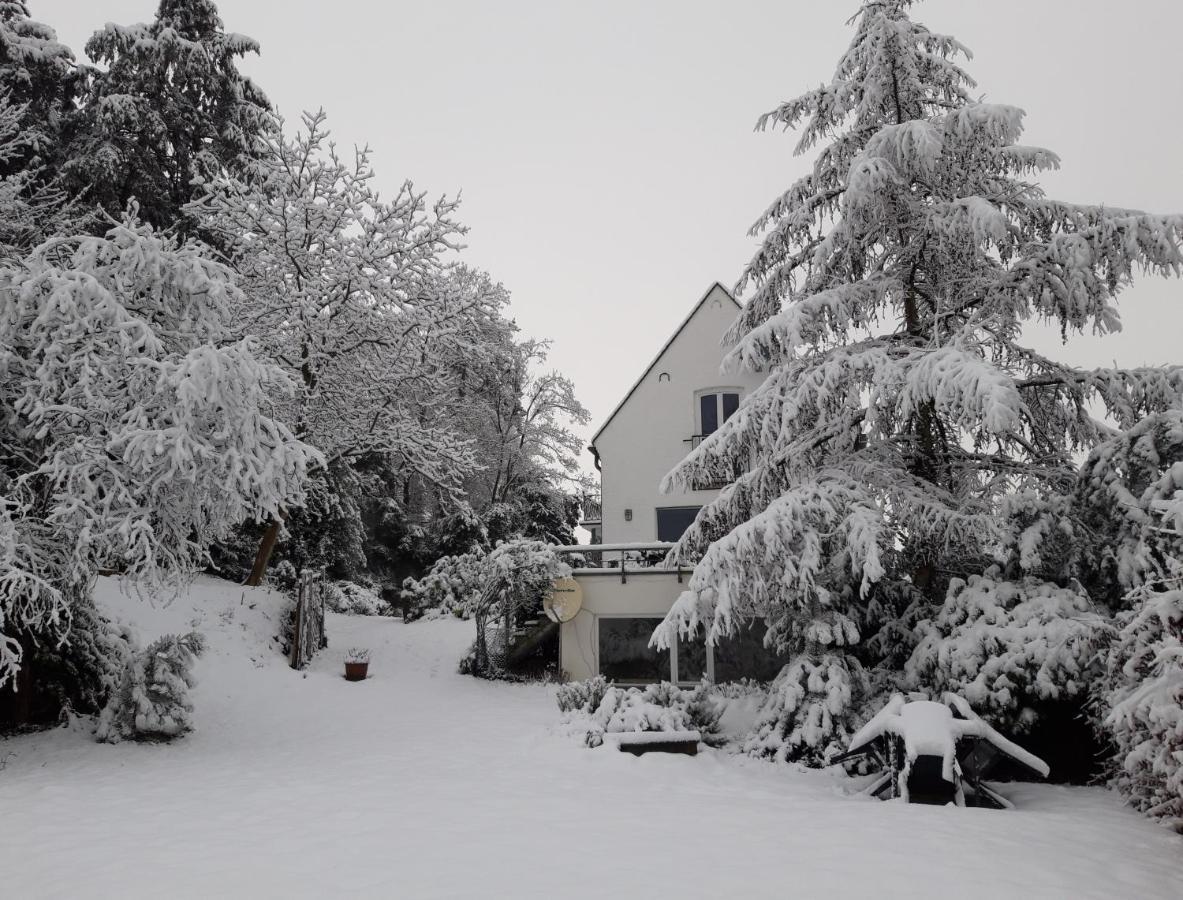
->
<box><xmin>700</xmin><ymin>393</ymin><xmax>719</xmax><ymax>436</ymax></box>
<box><xmin>712</xmin><ymin>621</ymin><xmax>789</xmax><ymax>682</ymax></box>
<box><xmin>656</xmin><ymin>506</ymin><xmax>701</xmax><ymax>542</ymax></box>
<box><xmin>722</xmin><ymin>392</ymin><xmax>739</xmax><ymax>422</ymax></box>
<box><xmin>599</xmin><ymin>617</ymin><xmax>669</xmax><ymax>683</ymax></box>
<box><xmin>676</xmin><ymin>635</ymin><xmax>708</xmax><ymax>682</ymax></box>
<box><xmin>699</xmin><ymin>391</ymin><xmax>741</xmax><ymax>437</ymax></box>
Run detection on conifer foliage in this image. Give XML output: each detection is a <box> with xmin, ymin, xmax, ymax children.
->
<box><xmin>96</xmin><ymin>631</ymin><xmax>206</xmax><ymax>742</ymax></box>
<box><xmin>655</xmin><ymin>0</ymin><xmax>1183</xmax><ymax>765</ymax></box>
<box><xmin>0</xmin><ymin>2</ymin><xmax>78</xmax><ymax>175</ymax></box>
<box><xmin>64</xmin><ymin>0</ymin><xmax>274</xmax><ymax>229</ymax></box>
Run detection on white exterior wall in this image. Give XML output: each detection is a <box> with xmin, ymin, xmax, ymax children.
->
<box><xmin>563</xmin><ymin>284</ymin><xmax>764</xmax><ymax>682</ymax></box>
<box><xmin>593</xmin><ymin>284</ymin><xmax>763</xmax><ymax>545</ymax></box>
<box><xmin>559</xmin><ymin>571</ymin><xmax>690</xmax><ymax>682</ymax></box>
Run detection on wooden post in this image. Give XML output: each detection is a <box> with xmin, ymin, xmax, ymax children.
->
<box><xmin>290</xmin><ymin>575</ymin><xmax>305</xmax><ymax>669</ymax></box>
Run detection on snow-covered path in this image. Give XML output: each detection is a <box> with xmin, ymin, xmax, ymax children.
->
<box><xmin>1</xmin><ymin>577</ymin><xmax>1179</xmax><ymax>899</ymax></box>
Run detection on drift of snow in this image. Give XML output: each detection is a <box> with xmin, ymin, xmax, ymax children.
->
<box><xmin>0</xmin><ymin>575</ymin><xmax>1178</xmax><ymax>898</ymax></box>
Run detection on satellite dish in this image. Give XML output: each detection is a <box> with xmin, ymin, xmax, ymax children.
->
<box><xmin>544</xmin><ymin>577</ymin><xmax>583</xmax><ymax>623</ymax></box>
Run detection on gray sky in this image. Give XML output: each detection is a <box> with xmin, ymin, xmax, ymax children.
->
<box><xmin>49</xmin><ymin>0</ymin><xmax>1183</xmax><ymax>453</ymax></box>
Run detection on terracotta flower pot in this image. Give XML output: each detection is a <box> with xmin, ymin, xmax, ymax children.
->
<box><xmin>344</xmin><ymin>661</ymin><xmax>369</xmax><ymax>681</ymax></box>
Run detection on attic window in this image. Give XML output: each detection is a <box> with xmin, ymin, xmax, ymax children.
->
<box><xmin>658</xmin><ymin>372</ymin><xmax>671</xmax><ymax>382</ymax></box>
<box><xmin>698</xmin><ymin>391</ymin><xmax>740</xmax><ymax>436</ymax></box>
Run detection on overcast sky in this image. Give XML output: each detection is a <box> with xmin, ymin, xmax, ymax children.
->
<box><xmin>49</xmin><ymin>0</ymin><xmax>1183</xmax><ymax>457</ymax></box>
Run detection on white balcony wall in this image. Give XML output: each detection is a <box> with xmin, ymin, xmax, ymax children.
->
<box><xmin>559</xmin><ymin>570</ymin><xmax>690</xmax><ymax>681</ymax></box>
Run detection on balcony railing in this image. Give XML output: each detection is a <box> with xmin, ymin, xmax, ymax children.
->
<box><xmin>553</xmin><ymin>542</ymin><xmax>690</xmax><ymax>584</ymax></box>
<box><xmin>681</xmin><ymin>434</ymin><xmax>744</xmax><ymax>490</ymax></box>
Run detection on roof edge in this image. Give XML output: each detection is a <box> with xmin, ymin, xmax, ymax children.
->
<box><xmin>589</xmin><ymin>282</ymin><xmax>741</xmax><ymax>448</ymax></box>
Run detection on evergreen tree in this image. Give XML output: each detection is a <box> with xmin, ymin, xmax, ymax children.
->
<box><xmin>653</xmin><ymin>0</ymin><xmax>1183</xmax><ymax>763</ymax></box>
<box><xmin>63</xmin><ymin>0</ymin><xmax>273</xmax><ymax>230</ymax></box>
<box><xmin>0</xmin><ymin>1</ymin><xmax>79</xmax><ymax>176</ymax></box>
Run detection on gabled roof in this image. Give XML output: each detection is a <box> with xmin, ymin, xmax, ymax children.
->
<box><xmin>590</xmin><ymin>282</ymin><xmax>742</xmax><ymax>447</ymax></box>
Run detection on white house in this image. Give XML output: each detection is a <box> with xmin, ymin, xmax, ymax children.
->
<box><xmin>557</xmin><ymin>283</ymin><xmax>780</xmax><ymax>684</ymax></box>
<box><xmin>589</xmin><ymin>282</ymin><xmax>764</xmax><ymax>545</ymax></box>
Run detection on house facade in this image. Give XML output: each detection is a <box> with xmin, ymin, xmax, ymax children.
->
<box><xmin>558</xmin><ymin>283</ymin><xmax>776</xmax><ymax>683</ymax></box>
<box><xmin>588</xmin><ymin>282</ymin><xmax>764</xmax><ymax>545</ymax></box>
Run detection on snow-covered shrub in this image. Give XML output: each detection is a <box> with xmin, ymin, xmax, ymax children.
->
<box><xmin>906</xmin><ymin>572</ymin><xmax>1107</xmax><ymax>733</ymax></box>
<box><xmin>401</xmin><ymin>549</ymin><xmax>485</xmax><ymax>621</ymax></box>
<box><xmin>742</xmin><ymin>654</ymin><xmax>868</xmax><ymax>765</ymax></box>
<box><xmin>555</xmin><ymin>675</ymin><xmax>609</xmax><ymax>714</ymax></box>
<box><xmin>683</xmin><ymin>681</ymin><xmax>725</xmax><ymax>747</ymax></box>
<box><xmin>1103</xmin><ymin>587</ymin><xmax>1182</xmax><ymax>829</ymax></box>
<box><xmin>96</xmin><ymin>632</ymin><xmax>206</xmax><ymax>742</ymax></box>
<box><xmin>467</xmin><ymin>540</ymin><xmax>570</xmax><ymax>677</ymax></box>
<box><xmin>594</xmin><ymin>684</ymin><xmax>690</xmax><ymax>734</ymax></box>
<box><xmin>1</xmin><ymin>596</ymin><xmax>134</xmax><ymax>730</ymax></box>
<box><xmin>323</xmin><ymin>581</ymin><xmax>384</xmax><ymax>616</ymax></box>
<box><xmin>560</xmin><ymin>681</ymin><xmax>725</xmax><ymax>749</ymax></box>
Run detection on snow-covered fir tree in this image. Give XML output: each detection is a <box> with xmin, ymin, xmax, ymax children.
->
<box><xmin>653</xmin><ymin>0</ymin><xmax>1183</xmax><ymax>764</ymax></box>
<box><xmin>0</xmin><ymin>2</ymin><xmax>79</xmax><ymax>176</ymax></box>
<box><xmin>96</xmin><ymin>631</ymin><xmax>206</xmax><ymax>742</ymax></box>
<box><xmin>64</xmin><ymin>0</ymin><xmax>274</xmax><ymax>230</ymax></box>
<box><xmin>1085</xmin><ymin>416</ymin><xmax>1183</xmax><ymax>825</ymax></box>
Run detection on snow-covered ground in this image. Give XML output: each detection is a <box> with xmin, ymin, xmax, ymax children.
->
<box><xmin>0</xmin><ymin>576</ymin><xmax>1179</xmax><ymax>900</ymax></box>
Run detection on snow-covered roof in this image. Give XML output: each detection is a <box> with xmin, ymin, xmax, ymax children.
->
<box><xmin>589</xmin><ymin>282</ymin><xmax>742</xmax><ymax>448</ymax></box>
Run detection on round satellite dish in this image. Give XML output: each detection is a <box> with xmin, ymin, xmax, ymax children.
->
<box><xmin>543</xmin><ymin>577</ymin><xmax>583</xmax><ymax>623</ymax></box>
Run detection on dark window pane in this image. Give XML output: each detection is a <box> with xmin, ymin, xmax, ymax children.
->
<box><xmin>722</xmin><ymin>393</ymin><xmax>739</xmax><ymax>422</ymax></box>
<box><xmin>599</xmin><ymin>618</ymin><xmax>670</xmax><ymax>682</ymax></box>
<box><xmin>713</xmin><ymin>621</ymin><xmax>789</xmax><ymax>682</ymax></box>
<box><xmin>700</xmin><ymin>393</ymin><xmax>718</xmax><ymax>435</ymax></box>
<box><xmin>656</xmin><ymin>506</ymin><xmax>700</xmax><ymax>542</ymax></box>
<box><xmin>677</xmin><ymin>636</ymin><xmax>708</xmax><ymax>682</ymax></box>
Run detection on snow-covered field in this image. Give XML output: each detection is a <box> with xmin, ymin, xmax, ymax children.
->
<box><xmin>0</xmin><ymin>576</ymin><xmax>1179</xmax><ymax>900</ymax></box>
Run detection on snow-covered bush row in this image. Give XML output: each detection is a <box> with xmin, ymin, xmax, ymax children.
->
<box><xmin>96</xmin><ymin>632</ymin><xmax>205</xmax><ymax>742</ymax></box>
<box><xmin>906</xmin><ymin>572</ymin><xmax>1108</xmax><ymax>733</ymax></box>
<box><xmin>558</xmin><ymin>680</ymin><xmax>722</xmax><ymax>749</ymax></box>
<box><xmin>556</xmin><ymin>675</ymin><xmax>610</xmax><ymax>714</ymax></box>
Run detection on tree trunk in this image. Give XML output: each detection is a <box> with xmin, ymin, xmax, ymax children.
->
<box><xmin>246</xmin><ymin>517</ymin><xmax>283</xmax><ymax>586</ymax></box>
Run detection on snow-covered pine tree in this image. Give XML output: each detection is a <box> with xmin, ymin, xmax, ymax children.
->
<box><xmin>63</xmin><ymin>0</ymin><xmax>274</xmax><ymax>231</ymax></box>
<box><xmin>0</xmin><ymin>214</ymin><xmax>317</xmax><ymax>697</ymax></box>
<box><xmin>653</xmin><ymin>0</ymin><xmax>1183</xmax><ymax>764</ymax></box>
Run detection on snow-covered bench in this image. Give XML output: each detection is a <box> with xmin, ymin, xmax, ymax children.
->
<box><xmin>838</xmin><ymin>693</ymin><xmax>1049</xmax><ymax>808</ymax></box>
<box><xmin>607</xmin><ymin>730</ymin><xmax>701</xmax><ymax>756</ymax></box>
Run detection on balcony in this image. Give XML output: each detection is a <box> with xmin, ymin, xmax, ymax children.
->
<box><xmin>681</xmin><ymin>434</ymin><xmax>742</xmax><ymax>491</ymax></box>
<box><xmin>554</xmin><ymin>542</ymin><xmax>689</xmax><ymax>583</ymax></box>
<box><xmin>578</xmin><ymin>497</ymin><xmax>602</xmax><ymax>526</ymax></box>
